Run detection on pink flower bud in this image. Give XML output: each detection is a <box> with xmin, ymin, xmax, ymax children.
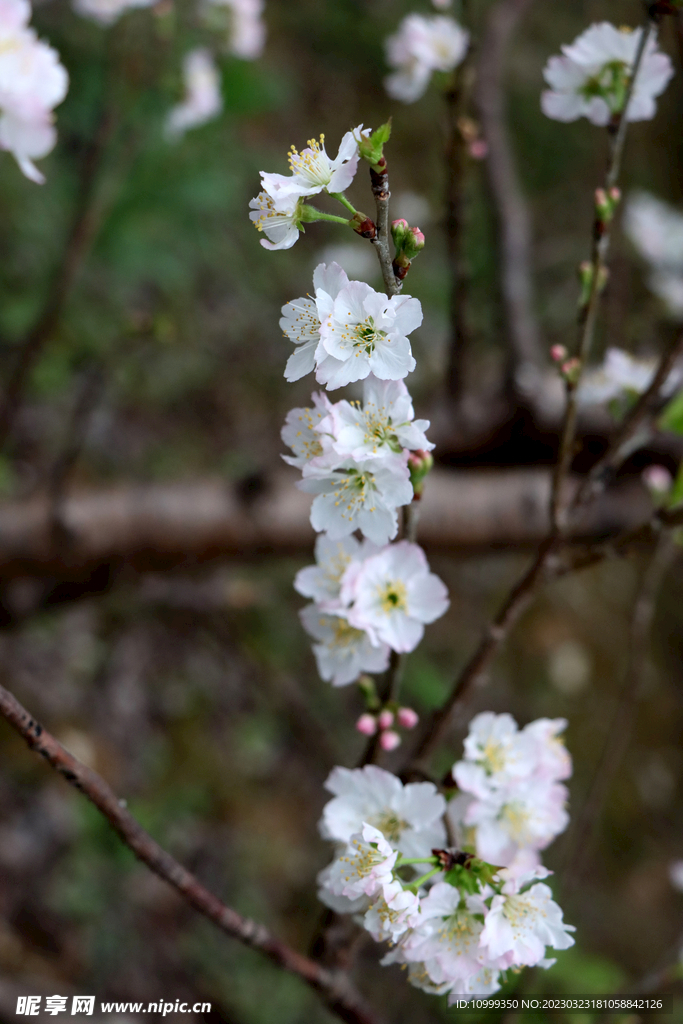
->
<box><xmin>608</xmin><ymin>187</ymin><xmax>621</xmax><ymax>203</ymax></box>
<box><xmin>642</xmin><ymin>464</ymin><xmax>673</xmax><ymax>494</ymax></box>
<box><xmin>356</xmin><ymin>713</ymin><xmax>377</xmax><ymax>736</ymax></box>
<box><xmin>550</xmin><ymin>344</ymin><xmax>567</xmax><ymax>363</ymax></box>
<box><xmin>468</xmin><ymin>139</ymin><xmax>488</xmax><ymax>160</ymax></box>
<box><xmin>397</xmin><ymin>707</ymin><xmax>419</xmax><ymax>729</ymax></box>
<box><xmin>378</xmin><ymin>709</ymin><xmax>394</xmax><ymax>730</ymax></box>
<box><xmin>379</xmin><ymin>730</ymin><xmax>401</xmax><ymax>751</ymax></box>
<box><xmin>392</xmin><ymin>218</ymin><xmax>409</xmax><ymax>230</ymax></box>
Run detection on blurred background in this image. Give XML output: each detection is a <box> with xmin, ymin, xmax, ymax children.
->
<box><xmin>1</xmin><ymin>0</ymin><xmax>683</xmax><ymax>1021</ymax></box>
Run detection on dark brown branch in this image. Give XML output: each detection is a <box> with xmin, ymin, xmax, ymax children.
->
<box><xmin>476</xmin><ymin>0</ymin><xmax>542</xmax><ymax>376</ymax></box>
<box><xmin>0</xmin><ymin>682</ymin><xmax>383</xmax><ymax>1024</ymax></box>
<box><xmin>0</xmin><ymin>470</ymin><xmax>652</xmax><ymax>591</ymax></box>
<box><xmin>0</xmin><ymin>114</ymin><xmax>115</xmax><ymax>452</ymax></box>
<box><xmin>369</xmin><ymin>163</ymin><xmax>401</xmax><ymax>298</ymax></box>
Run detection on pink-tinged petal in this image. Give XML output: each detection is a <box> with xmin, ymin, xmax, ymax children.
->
<box><xmin>406</xmin><ymin>572</ymin><xmax>449</xmax><ymax>623</ymax></box>
<box><xmin>389</xmin><ymin>294</ymin><xmax>423</xmax><ymax>334</ymax></box>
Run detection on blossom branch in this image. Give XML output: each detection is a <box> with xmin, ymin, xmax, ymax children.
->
<box><xmin>0</xmin><ymin>682</ymin><xmax>383</xmax><ymax>1024</ymax></box>
<box><xmin>572</xmin><ymin>330</ymin><xmax>683</xmax><ymax>509</ymax></box>
<box><xmin>550</xmin><ymin>15</ymin><xmax>656</xmax><ymax>532</ymax></box>
<box><xmin>369</xmin><ymin>163</ymin><xmax>401</xmax><ymax>298</ymax></box>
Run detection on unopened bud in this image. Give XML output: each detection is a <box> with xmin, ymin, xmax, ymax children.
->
<box><xmin>357</xmin><ymin>674</ymin><xmax>380</xmax><ymax>710</ymax></box>
<box><xmin>378</xmin><ymin>709</ymin><xmax>394</xmax><ymax>730</ymax></box>
<box><xmin>408</xmin><ymin>449</ymin><xmax>434</xmax><ymax>497</ymax></box>
<box><xmin>379</xmin><ymin>730</ymin><xmax>402</xmax><ymax>752</ymax></box>
<box><xmin>578</xmin><ymin>261</ymin><xmax>609</xmax><ymax>307</ymax></box>
<box><xmin>403</xmin><ymin>226</ymin><xmax>425</xmax><ymax>260</ymax></box>
<box><xmin>550</xmin><ymin>345</ymin><xmax>567</xmax><ymax>363</ymax></box>
<box><xmin>352</xmin><ymin>212</ymin><xmax>376</xmax><ymax>239</ymax></box>
<box><xmin>595</xmin><ymin>186</ymin><xmax>621</xmax><ymax>225</ymax></box>
<box><xmin>468</xmin><ymin>138</ymin><xmax>488</xmax><ymax>160</ymax></box>
<box><xmin>561</xmin><ymin>357</ymin><xmax>581</xmax><ymax>385</ymax></box>
<box><xmin>391</xmin><ymin>219</ymin><xmax>409</xmax><ymax>247</ymax></box>
<box><xmin>356</xmin><ymin>713</ymin><xmax>377</xmax><ymax>736</ymax></box>
<box><xmin>642</xmin><ymin>464</ymin><xmax>673</xmax><ymax>496</ymax></box>
<box><xmin>397</xmin><ymin>706</ymin><xmax>419</xmax><ymax>729</ymax></box>
<box><xmin>358</xmin><ymin>120</ymin><xmax>392</xmax><ymax>172</ymax></box>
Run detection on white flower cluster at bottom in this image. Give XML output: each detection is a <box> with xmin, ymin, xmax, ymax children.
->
<box><xmin>317</xmin><ymin>714</ymin><xmax>575</xmax><ymax>1002</ymax></box>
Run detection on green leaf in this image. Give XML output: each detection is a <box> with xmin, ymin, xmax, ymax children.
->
<box><xmin>659</xmin><ymin>389</ymin><xmax>683</xmax><ymax>434</ymax></box>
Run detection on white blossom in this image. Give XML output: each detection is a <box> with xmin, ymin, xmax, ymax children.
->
<box><xmin>299</xmin><ymin>605</ymin><xmax>390</xmax><ymax>687</ymax></box>
<box><xmin>343</xmin><ymin>541</ymin><xmax>449</xmax><ymax>654</ymax></box>
<box><xmin>479</xmin><ymin>871</ymin><xmax>575</xmax><ymax>967</ymax></box>
<box><xmin>541</xmin><ymin>23</ymin><xmax>673</xmax><ymax>126</ymax></box>
<box><xmin>294</xmin><ymin>534</ymin><xmax>379</xmax><ymax>611</ymax></box>
<box><xmin>320</xmin><ymin>764</ymin><xmax>447</xmax><ymax>859</ymax></box>
<box><xmin>385</xmin><ymin>14</ymin><xmax>469</xmax><ymax>103</ymax></box>
<box><xmin>401</xmin><ymin>885</ymin><xmax>500</xmax><ymax>983</ymax></box>
<box><xmin>323</xmin><ymin>822</ymin><xmax>398</xmax><ymax>900</ymax></box>
<box><xmin>669</xmin><ymin>860</ymin><xmax>683</xmax><ymax>893</ymax></box>
<box><xmin>316</xmin><ymin>375</ymin><xmax>433</xmax><ymax>462</ymax></box>
<box><xmin>577</xmin><ymin>347</ymin><xmax>679</xmax><ymax>406</ymax></box>
<box><xmin>72</xmin><ymin>0</ymin><xmax>154</xmax><ymax>25</ymax></box>
<box><xmin>521</xmin><ymin>718</ymin><xmax>572</xmax><ymax>782</ymax></box>
<box><xmin>165</xmin><ymin>49</ymin><xmax>223</xmax><ymax>140</ymax></box>
<box><xmin>363</xmin><ymin>880</ymin><xmax>422</xmax><ymax>943</ymax></box>
<box><xmin>0</xmin><ymin>0</ymin><xmax>68</xmax><ymax>183</ymax></box>
<box><xmin>456</xmin><ymin>712</ymin><xmax>538</xmax><ymax>791</ymax></box>
<box><xmin>249</xmin><ymin>191</ymin><xmax>302</xmax><ymax>251</ymax></box>
<box><xmin>458</xmin><ymin>777</ymin><xmax>570</xmax><ymax>866</ymax></box>
<box><xmin>261</xmin><ymin>127</ymin><xmax>365</xmax><ymax>203</ymax></box>
<box><xmin>279</xmin><ymin>262</ymin><xmax>349</xmax><ymax>382</ymax></box>
<box><xmin>447</xmin><ymin>967</ymin><xmax>503</xmax><ymax>1002</ymax></box>
<box><xmin>202</xmin><ymin>0</ymin><xmax>265</xmax><ymax>60</ymax></box>
<box><xmin>299</xmin><ymin>455</ymin><xmax>413</xmax><ymax>546</ymax></box>
<box><xmin>317</xmin><ymin>282</ymin><xmax>422</xmax><ymax>388</ymax></box>
<box><xmin>625</xmin><ymin>192</ymin><xmax>683</xmax><ymax>318</ymax></box>
<box><xmin>281</xmin><ymin>392</ymin><xmax>338</xmax><ymax>472</ymax></box>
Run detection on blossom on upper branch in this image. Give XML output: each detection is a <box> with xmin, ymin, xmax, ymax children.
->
<box><xmin>625</xmin><ymin>192</ymin><xmax>683</xmax><ymax>318</ymax></box>
<box><xmin>320</xmin><ymin>764</ymin><xmax>447</xmax><ymax>858</ymax></box>
<box><xmin>202</xmin><ymin>0</ymin><xmax>266</xmax><ymax>60</ymax></box>
<box><xmin>165</xmin><ymin>49</ymin><xmax>223</xmax><ymax>140</ymax></box>
<box><xmin>72</xmin><ymin>0</ymin><xmax>154</xmax><ymax>24</ymax></box>
<box><xmin>260</xmin><ymin>126</ymin><xmax>366</xmax><ymax>202</ymax></box>
<box><xmin>0</xmin><ymin>0</ymin><xmax>68</xmax><ymax>183</ymax></box>
<box><xmin>249</xmin><ymin>191</ymin><xmax>302</xmax><ymax>251</ymax></box>
<box><xmin>342</xmin><ymin>540</ymin><xmax>449</xmax><ymax>653</ymax></box>
<box><xmin>541</xmin><ymin>23</ymin><xmax>673</xmax><ymax>126</ymax></box>
<box><xmin>299</xmin><ymin>605</ymin><xmax>389</xmax><ymax>687</ymax></box>
<box><xmin>316</xmin><ymin>375</ymin><xmax>433</xmax><ymax>461</ymax></box>
<box><xmin>317</xmin><ymin>282</ymin><xmax>422</xmax><ymax>388</ymax></box>
<box><xmin>279</xmin><ymin>262</ymin><xmax>350</xmax><ymax>382</ymax></box>
<box><xmin>385</xmin><ymin>14</ymin><xmax>469</xmax><ymax>103</ymax></box>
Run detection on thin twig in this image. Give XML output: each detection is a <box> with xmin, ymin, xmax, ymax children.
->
<box><xmin>0</xmin><ymin>112</ymin><xmax>116</xmax><ymax>452</ymax></box>
<box><xmin>369</xmin><ymin>164</ymin><xmax>401</xmax><ymax>298</ymax></box>
<box><xmin>561</xmin><ymin>532</ymin><xmax>676</xmax><ymax>889</ymax></box>
<box><xmin>572</xmin><ymin>331</ymin><xmax>683</xmax><ymax>510</ymax></box>
<box><xmin>550</xmin><ymin>17</ymin><xmax>656</xmax><ymax>532</ymax></box>
<box><xmin>406</xmin><ymin>11</ymin><xmax>658</xmax><ymax>771</ymax></box>
<box><xmin>0</xmin><ymin>682</ymin><xmax>383</xmax><ymax>1024</ymax></box>
<box><xmin>475</xmin><ymin>0</ymin><xmax>542</xmax><ymax>376</ymax></box>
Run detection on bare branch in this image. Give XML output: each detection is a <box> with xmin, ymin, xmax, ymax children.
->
<box><xmin>0</xmin><ymin>682</ymin><xmax>383</xmax><ymax>1024</ymax></box>
<box><xmin>369</xmin><ymin>164</ymin><xmax>401</xmax><ymax>298</ymax></box>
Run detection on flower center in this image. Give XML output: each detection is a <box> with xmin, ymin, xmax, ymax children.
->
<box><xmin>481</xmin><ymin>738</ymin><xmax>508</xmax><ymax>775</ymax></box>
<box><xmin>435</xmin><ymin>910</ymin><xmax>480</xmax><ymax>954</ymax></box>
<box><xmin>330</xmin><ymin>618</ymin><xmax>365</xmax><ymax>649</ymax></box>
<box><xmin>288</xmin><ymin>135</ymin><xmax>332</xmax><ymax>186</ymax></box>
<box><xmin>293</xmin><ymin>408</ymin><xmax>324</xmax><ymax>461</ymax></box>
<box><xmin>331</xmin><ymin>469</ymin><xmax>377</xmax><ymax>521</ymax></box>
<box><xmin>500</xmin><ymin>801</ymin><xmax>532</xmax><ymax>843</ymax></box>
<box><xmin>378</xmin><ymin>580</ymin><xmax>408</xmax><ymax>615</ymax></box>
<box><xmin>580</xmin><ymin>60</ymin><xmax>631</xmax><ymax>112</ymax></box>
<box><xmin>253</xmin><ymin>193</ymin><xmax>298</xmax><ymax>232</ymax></box>
<box><xmin>352</xmin><ymin>317</ymin><xmax>386</xmax><ymax>355</ymax></box>
<box><xmin>367</xmin><ymin>811</ymin><xmax>408</xmax><ymax>845</ymax></box>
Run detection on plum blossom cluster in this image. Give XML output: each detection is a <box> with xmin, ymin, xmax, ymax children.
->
<box><xmin>625</xmin><ymin>192</ymin><xmax>683</xmax><ymax>319</ymax></box>
<box><xmin>249</xmin><ymin>127</ymin><xmax>367</xmax><ymax>250</ymax></box>
<box><xmin>541</xmin><ymin>22</ymin><xmax>673</xmax><ymax>126</ymax></box>
<box><xmin>317</xmin><ymin>721</ymin><xmax>574</xmax><ymax>1002</ymax></box>
<box><xmin>448</xmin><ymin>713</ymin><xmax>571</xmax><ymax>872</ymax></box>
<box><xmin>0</xmin><ymin>0</ymin><xmax>69</xmax><ymax>184</ymax></box>
<box><xmin>384</xmin><ymin>13</ymin><xmax>469</xmax><ymax>103</ymax></box>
